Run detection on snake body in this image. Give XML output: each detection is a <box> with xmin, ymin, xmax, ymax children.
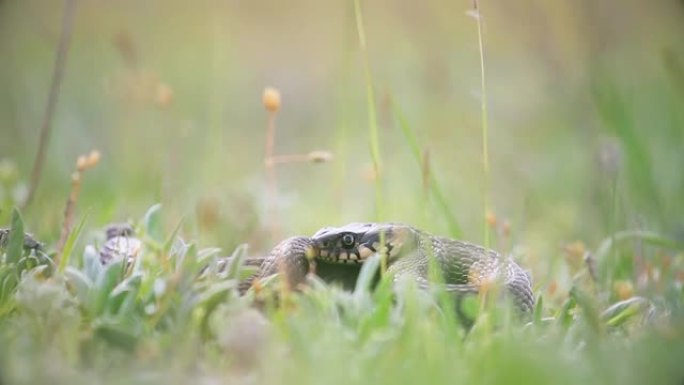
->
<box><xmin>254</xmin><ymin>223</ymin><xmax>535</xmax><ymax>312</ymax></box>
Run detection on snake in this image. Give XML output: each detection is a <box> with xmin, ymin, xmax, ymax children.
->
<box><xmin>91</xmin><ymin>222</ymin><xmax>535</xmax><ymax>314</ymax></box>
<box><xmin>253</xmin><ymin>222</ymin><xmax>535</xmax><ymax>313</ymax></box>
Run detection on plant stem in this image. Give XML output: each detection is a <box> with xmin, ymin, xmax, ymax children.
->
<box><xmin>473</xmin><ymin>0</ymin><xmax>491</xmax><ymax>247</ymax></box>
<box><xmin>24</xmin><ymin>0</ymin><xmax>77</xmax><ymax>209</ymax></box>
<box><xmin>265</xmin><ymin>111</ymin><xmax>280</xmax><ymax>241</ymax></box>
<box><xmin>353</xmin><ymin>0</ymin><xmax>383</xmax><ymax>222</ymax></box>
<box><xmin>353</xmin><ymin>0</ymin><xmax>386</xmax><ymax>275</ymax></box>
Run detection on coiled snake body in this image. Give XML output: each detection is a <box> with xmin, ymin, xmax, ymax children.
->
<box><xmin>254</xmin><ymin>223</ymin><xmax>535</xmax><ymax>312</ymax></box>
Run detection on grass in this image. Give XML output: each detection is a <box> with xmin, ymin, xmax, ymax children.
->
<box><xmin>471</xmin><ymin>0</ymin><xmax>491</xmax><ymax>247</ymax></box>
<box><xmin>1</xmin><ymin>1</ymin><xmax>684</xmax><ymax>384</ymax></box>
<box><xmin>353</xmin><ymin>0</ymin><xmax>384</xmax><ymax>223</ymax></box>
<box><xmin>0</xmin><ymin>205</ymin><xmax>682</xmax><ymax>385</ymax></box>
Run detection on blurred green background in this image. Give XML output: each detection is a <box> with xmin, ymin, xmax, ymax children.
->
<box><xmin>1</xmin><ymin>0</ymin><xmax>683</xmax><ymax>297</ymax></box>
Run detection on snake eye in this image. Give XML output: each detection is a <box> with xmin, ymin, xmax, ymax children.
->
<box><xmin>340</xmin><ymin>233</ymin><xmax>356</xmax><ymax>249</ymax></box>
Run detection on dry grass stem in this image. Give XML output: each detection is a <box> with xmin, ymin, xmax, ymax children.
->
<box><xmin>24</xmin><ymin>0</ymin><xmax>77</xmax><ymax>209</ymax></box>
<box><xmin>268</xmin><ymin>151</ymin><xmax>333</xmax><ymax>165</ymax></box>
<box><xmin>471</xmin><ymin>0</ymin><xmax>491</xmax><ymax>247</ymax></box>
<box><xmin>263</xmin><ymin>87</ymin><xmax>281</xmax><ymax>241</ymax></box>
<box><xmin>421</xmin><ymin>148</ymin><xmax>431</xmax><ymax>200</ymax></box>
<box><xmin>55</xmin><ymin>150</ymin><xmax>100</xmax><ymax>261</ymax></box>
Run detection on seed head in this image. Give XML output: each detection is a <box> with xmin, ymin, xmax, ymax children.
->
<box><xmin>155</xmin><ymin>82</ymin><xmax>174</xmax><ymax>108</ymax></box>
<box><xmin>613</xmin><ymin>280</ymin><xmax>634</xmax><ymax>300</ymax></box>
<box><xmin>485</xmin><ymin>210</ymin><xmax>497</xmax><ymax>227</ymax></box>
<box><xmin>307</xmin><ymin>150</ymin><xmax>333</xmax><ymax>163</ymax></box>
<box><xmin>87</xmin><ymin>150</ymin><xmax>101</xmax><ymax>167</ymax></box>
<box><xmin>262</xmin><ymin>87</ymin><xmax>281</xmax><ymax>112</ymax></box>
<box><xmin>76</xmin><ymin>150</ymin><xmax>101</xmax><ymax>172</ymax></box>
<box><xmin>501</xmin><ymin>219</ymin><xmax>511</xmax><ymax>237</ymax></box>
<box><xmin>562</xmin><ymin>241</ymin><xmax>586</xmax><ymax>271</ymax></box>
<box><xmin>76</xmin><ymin>155</ymin><xmax>88</xmax><ymax>171</ymax></box>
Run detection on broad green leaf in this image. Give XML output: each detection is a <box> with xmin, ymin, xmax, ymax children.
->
<box><xmin>91</xmin><ymin>260</ymin><xmax>125</xmax><ymax>316</ymax></box>
<box><xmin>108</xmin><ymin>273</ymin><xmax>142</xmax><ymax>315</ymax></box>
<box><xmin>82</xmin><ymin>245</ymin><xmax>103</xmax><ymax>282</ymax></box>
<box><xmin>197</xmin><ymin>280</ymin><xmax>239</xmax><ymax>338</ymax></box>
<box><xmin>64</xmin><ymin>266</ymin><xmax>94</xmax><ymax>304</ymax></box>
<box><xmin>225</xmin><ymin>244</ymin><xmax>248</xmax><ymax>280</ymax></box>
<box><xmin>142</xmin><ymin>203</ymin><xmax>163</xmax><ymax>245</ymax></box>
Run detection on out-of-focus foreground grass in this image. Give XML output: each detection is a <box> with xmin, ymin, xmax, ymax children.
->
<box><xmin>1</xmin><ymin>0</ymin><xmax>684</xmax><ymax>384</ymax></box>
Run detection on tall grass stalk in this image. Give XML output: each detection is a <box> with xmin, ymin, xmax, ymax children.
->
<box><xmin>23</xmin><ymin>0</ymin><xmax>77</xmax><ymax>209</ymax></box>
<box><xmin>420</xmin><ymin>149</ymin><xmax>431</xmax><ymax>228</ymax></box>
<box><xmin>472</xmin><ymin>0</ymin><xmax>491</xmax><ymax>247</ymax></box>
<box><xmin>353</xmin><ymin>0</ymin><xmax>386</xmax><ymax>273</ymax></box>
<box><xmin>352</xmin><ymin>0</ymin><xmax>383</xmax><ymax>222</ymax></box>
<box><xmin>392</xmin><ymin>100</ymin><xmax>463</xmax><ymax>237</ymax></box>
<box><xmin>262</xmin><ymin>87</ymin><xmax>282</xmax><ymax>241</ymax></box>
<box><xmin>55</xmin><ymin>150</ymin><xmax>100</xmax><ymax>267</ymax></box>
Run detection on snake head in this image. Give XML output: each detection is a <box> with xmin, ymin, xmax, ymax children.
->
<box><xmin>311</xmin><ymin>222</ymin><xmax>416</xmax><ymax>264</ymax></box>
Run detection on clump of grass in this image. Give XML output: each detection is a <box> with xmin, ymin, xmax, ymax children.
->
<box><xmin>0</xmin><ymin>201</ymin><xmax>682</xmax><ymax>384</ymax></box>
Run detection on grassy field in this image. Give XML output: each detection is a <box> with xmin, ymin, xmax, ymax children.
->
<box><xmin>1</xmin><ymin>0</ymin><xmax>684</xmax><ymax>384</ymax></box>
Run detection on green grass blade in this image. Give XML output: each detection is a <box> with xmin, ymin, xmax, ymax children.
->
<box><xmin>592</xmin><ymin>75</ymin><xmax>663</xmax><ymax>221</ymax></box>
<box><xmin>58</xmin><ymin>209</ymin><xmax>90</xmax><ymax>273</ymax></box>
<box><xmin>392</xmin><ymin>102</ymin><xmax>462</xmax><ymax>237</ymax></box>
<box><xmin>162</xmin><ymin>217</ymin><xmax>184</xmax><ymax>257</ymax></box>
<box><xmin>353</xmin><ymin>0</ymin><xmax>383</xmax><ymax>223</ymax></box>
<box><xmin>6</xmin><ymin>208</ymin><xmax>25</xmax><ymax>264</ymax></box>
<box><xmin>354</xmin><ymin>253</ymin><xmax>381</xmax><ymax>295</ymax></box>
<box><xmin>601</xmin><ymin>297</ymin><xmax>650</xmax><ymax>328</ymax></box>
<box><xmin>225</xmin><ymin>243</ymin><xmax>248</xmax><ymax>281</ymax></box>
<box><xmin>556</xmin><ymin>296</ymin><xmax>576</xmax><ymax>328</ymax></box>
<box><xmin>595</xmin><ymin>230</ymin><xmax>684</xmax><ymax>260</ymax></box>
<box><xmin>533</xmin><ymin>294</ymin><xmax>544</xmax><ymax>325</ymax></box>
<box><xmin>569</xmin><ymin>287</ymin><xmax>601</xmax><ymax>334</ymax></box>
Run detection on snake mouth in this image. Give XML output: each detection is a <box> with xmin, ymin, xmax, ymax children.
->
<box><xmin>310</xmin><ymin>223</ymin><xmax>414</xmax><ymax>264</ymax></box>
<box><xmin>310</xmin><ymin>238</ymin><xmax>372</xmax><ymax>264</ymax></box>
